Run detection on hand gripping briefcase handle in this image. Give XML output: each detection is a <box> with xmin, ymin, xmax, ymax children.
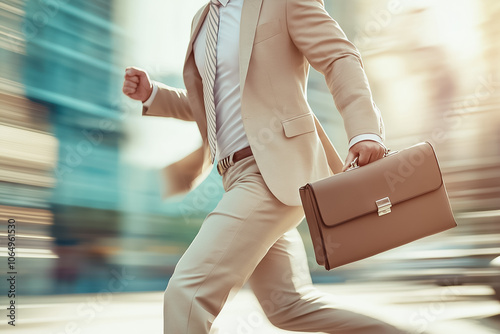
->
<box><xmin>299</xmin><ymin>141</ymin><xmax>457</xmax><ymax>270</ymax></box>
<box><xmin>345</xmin><ymin>146</ymin><xmax>395</xmax><ymax>172</ymax></box>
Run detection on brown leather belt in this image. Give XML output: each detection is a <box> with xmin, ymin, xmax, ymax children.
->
<box><xmin>217</xmin><ymin>146</ymin><xmax>253</xmax><ymax>176</ymax></box>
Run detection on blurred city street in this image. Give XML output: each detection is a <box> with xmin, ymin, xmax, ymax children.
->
<box><xmin>1</xmin><ymin>0</ymin><xmax>499</xmax><ymax>333</ymax></box>
<box><xmin>1</xmin><ymin>282</ymin><xmax>499</xmax><ymax>334</ymax></box>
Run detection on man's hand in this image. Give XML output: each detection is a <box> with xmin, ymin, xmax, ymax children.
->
<box><xmin>122</xmin><ymin>67</ymin><xmax>153</xmax><ymax>102</ymax></box>
<box><xmin>342</xmin><ymin>140</ymin><xmax>387</xmax><ymax>172</ymax></box>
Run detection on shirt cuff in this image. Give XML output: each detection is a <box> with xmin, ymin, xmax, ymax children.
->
<box><xmin>348</xmin><ymin>134</ymin><xmax>386</xmax><ymax>150</ymax></box>
<box><xmin>142</xmin><ymin>81</ymin><xmax>158</xmax><ymax>108</ymax></box>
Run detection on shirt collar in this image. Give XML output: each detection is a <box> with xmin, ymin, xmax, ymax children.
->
<box><xmin>218</xmin><ymin>0</ymin><xmax>229</xmax><ymax>7</ymax></box>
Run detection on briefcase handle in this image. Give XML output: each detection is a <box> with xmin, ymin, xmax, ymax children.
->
<box><xmin>346</xmin><ymin>147</ymin><xmax>398</xmax><ymax>172</ymax></box>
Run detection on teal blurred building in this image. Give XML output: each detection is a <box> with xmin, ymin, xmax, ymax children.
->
<box><xmin>1</xmin><ymin>0</ymin><xmax>222</xmax><ymax>295</ymax></box>
<box><xmin>6</xmin><ymin>0</ymin><xmax>497</xmax><ymax>296</ymax></box>
<box><xmin>0</xmin><ymin>0</ymin><xmax>375</xmax><ymax>296</ymax></box>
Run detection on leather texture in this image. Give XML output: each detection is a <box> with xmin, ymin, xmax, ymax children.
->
<box><xmin>231</xmin><ymin>146</ymin><xmax>253</xmax><ymax>163</ymax></box>
<box><xmin>299</xmin><ymin>141</ymin><xmax>457</xmax><ymax>270</ymax></box>
<box><xmin>141</xmin><ymin>0</ymin><xmax>385</xmax><ymax>206</ymax></box>
<box><xmin>217</xmin><ymin>146</ymin><xmax>253</xmax><ymax>175</ymax></box>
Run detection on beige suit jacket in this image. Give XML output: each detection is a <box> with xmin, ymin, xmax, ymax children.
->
<box><xmin>142</xmin><ymin>0</ymin><xmax>385</xmax><ymax>207</ymax></box>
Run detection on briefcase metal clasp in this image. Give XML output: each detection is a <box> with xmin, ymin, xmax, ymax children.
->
<box><xmin>376</xmin><ymin>197</ymin><xmax>392</xmax><ymax>216</ymax></box>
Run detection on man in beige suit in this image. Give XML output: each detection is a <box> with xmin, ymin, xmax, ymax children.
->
<box><xmin>123</xmin><ymin>0</ymin><xmax>408</xmax><ymax>333</ymax></box>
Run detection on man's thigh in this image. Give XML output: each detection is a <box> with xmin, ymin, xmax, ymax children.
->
<box><xmin>171</xmin><ymin>158</ymin><xmax>305</xmax><ymax>293</ymax></box>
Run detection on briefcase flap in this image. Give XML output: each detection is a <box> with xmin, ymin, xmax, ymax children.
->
<box><xmin>310</xmin><ymin>142</ymin><xmax>443</xmax><ymax>227</ymax></box>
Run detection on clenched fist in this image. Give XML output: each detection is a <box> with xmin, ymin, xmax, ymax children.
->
<box><xmin>122</xmin><ymin>67</ymin><xmax>153</xmax><ymax>102</ymax></box>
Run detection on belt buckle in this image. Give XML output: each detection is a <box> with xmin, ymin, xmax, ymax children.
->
<box><xmin>217</xmin><ymin>152</ymin><xmax>235</xmax><ymax>176</ymax></box>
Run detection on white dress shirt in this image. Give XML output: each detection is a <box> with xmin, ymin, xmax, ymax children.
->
<box><xmin>144</xmin><ymin>0</ymin><xmax>385</xmax><ymax>161</ymax></box>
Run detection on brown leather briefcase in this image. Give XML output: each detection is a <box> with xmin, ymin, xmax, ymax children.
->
<box><xmin>299</xmin><ymin>141</ymin><xmax>457</xmax><ymax>270</ymax></box>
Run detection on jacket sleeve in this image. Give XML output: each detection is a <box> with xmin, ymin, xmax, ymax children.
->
<box><xmin>141</xmin><ymin>81</ymin><xmax>194</xmax><ymax>122</ymax></box>
<box><xmin>286</xmin><ymin>0</ymin><xmax>385</xmax><ymax>142</ymax></box>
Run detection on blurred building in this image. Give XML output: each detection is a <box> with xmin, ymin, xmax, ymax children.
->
<box><xmin>0</xmin><ymin>0</ymin><xmax>499</xmax><ymax>297</ymax></box>
<box><xmin>0</xmin><ymin>0</ymin><xmax>221</xmax><ymax>295</ymax></box>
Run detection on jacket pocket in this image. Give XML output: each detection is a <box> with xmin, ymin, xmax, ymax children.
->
<box><xmin>282</xmin><ymin>113</ymin><xmax>316</xmax><ymax>138</ymax></box>
<box><xmin>254</xmin><ymin>19</ymin><xmax>282</xmax><ymax>44</ymax></box>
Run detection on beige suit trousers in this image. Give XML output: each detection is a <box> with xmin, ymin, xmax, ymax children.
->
<box><xmin>164</xmin><ymin>155</ymin><xmax>407</xmax><ymax>334</ymax></box>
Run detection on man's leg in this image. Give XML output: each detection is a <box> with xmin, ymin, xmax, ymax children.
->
<box><xmin>163</xmin><ymin>155</ymin><xmax>305</xmax><ymax>334</ymax></box>
<box><xmin>249</xmin><ymin>228</ymin><xmax>408</xmax><ymax>334</ymax></box>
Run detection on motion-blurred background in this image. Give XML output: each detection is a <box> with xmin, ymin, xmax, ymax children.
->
<box><xmin>0</xmin><ymin>0</ymin><xmax>499</xmax><ymax>333</ymax></box>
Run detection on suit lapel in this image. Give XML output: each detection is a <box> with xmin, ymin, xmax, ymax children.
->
<box><xmin>239</xmin><ymin>0</ymin><xmax>263</xmax><ymax>96</ymax></box>
<box><xmin>184</xmin><ymin>4</ymin><xmax>209</xmax><ymax>67</ymax></box>
<box><xmin>182</xmin><ymin>0</ymin><xmax>263</xmax><ymax>128</ymax></box>
<box><xmin>183</xmin><ymin>4</ymin><xmax>210</xmax><ymax>141</ymax></box>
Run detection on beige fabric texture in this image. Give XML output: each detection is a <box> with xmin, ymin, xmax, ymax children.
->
<box><xmin>142</xmin><ymin>0</ymin><xmax>385</xmax><ymax>207</ymax></box>
<box><xmin>163</xmin><ymin>155</ymin><xmax>406</xmax><ymax>334</ymax></box>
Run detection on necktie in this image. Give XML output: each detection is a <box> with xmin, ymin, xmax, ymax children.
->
<box><xmin>203</xmin><ymin>0</ymin><xmax>222</xmax><ymax>164</ymax></box>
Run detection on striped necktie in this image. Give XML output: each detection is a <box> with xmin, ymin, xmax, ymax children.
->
<box><xmin>203</xmin><ymin>0</ymin><xmax>222</xmax><ymax>164</ymax></box>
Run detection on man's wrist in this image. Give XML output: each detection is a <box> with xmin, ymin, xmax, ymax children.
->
<box><xmin>348</xmin><ymin>134</ymin><xmax>386</xmax><ymax>150</ymax></box>
<box><xmin>142</xmin><ymin>81</ymin><xmax>158</xmax><ymax>107</ymax></box>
